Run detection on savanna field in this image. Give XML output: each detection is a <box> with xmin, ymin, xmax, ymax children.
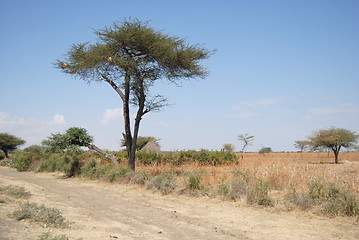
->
<box><xmin>137</xmin><ymin>152</ymin><xmax>359</xmax><ymax>196</ymax></box>
<box><xmin>3</xmin><ymin>149</ymin><xmax>359</xmax><ymax>219</ymax></box>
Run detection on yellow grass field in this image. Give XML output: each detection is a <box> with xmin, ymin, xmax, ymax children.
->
<box><xmin>138</xmin><ymin>152</ymin><xmax>359</xmax><ymax>197</ymax></box>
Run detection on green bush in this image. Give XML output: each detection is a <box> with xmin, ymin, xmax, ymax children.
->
<box><xmin>308</xmin><ymin>177</ymin><xmax>326</xmax><ymax>200</ymax></box>
<box><xmin>80</xmin><ymin>158</ymin><xmax>98</xmax><ymax>179</ymax></box>
<box><xmin>133</xmin><ymin>150</ymin><xmax>238</xmax><ymax>166</ymax></box>
<box><xmin>217</xmin><ymin>178</ymin><xmax>230</xmax><ymax>197</ymax></box>
<box><xmin>0</xmin><ymin>150</ymin><xmax>5</xmax><ymax>160</ymax></box>
<box><xmin>285</xmin><ymin>180</ymin><xmax>359</xmax><ymax>217</ymax></box>
<box><xmin>105</xmin><ymin>166</ymin><xmax>131</xmax><ymax>182</ymax></box>
<box><xmin>81</xmin><ymin>160</ymin><xmax>131</xmax><ymax>182</ymax></box>
<box><xmin>38</xmin><ymin>153</ymin><xmax>81</xmax><ymax>176</ymax></box>
<box><xmin>10</xmin><ymin>202</ymin><xmax>68</xmax><ymax>228</ymax></box>
<box><xmin>137</xmin><ymin>151</ymin><xmax>160</xmax><ymax>165</ymax></box>
<box><xmin>323</xmin><ymin>184</ymin><xmax>359</xmax><ymax>217</ymax></box>
<box><xmin>9</xmin><ymin>146</ymin><xmax>46</xmax><ymax>172</ymax></box>
<box><xmin>148</xmin><ymin>172</ymin><xmax>177</xmax><ymax>195</ymax></box>
<box><xmin>187</xmin><ymin>172</ymin><xmax>201</xmax><ymax>191</ymax></box>
<box><xmin>248</xmin><ymin>179</ymin><xmax>274</xmax><ymax>206</ymax></box>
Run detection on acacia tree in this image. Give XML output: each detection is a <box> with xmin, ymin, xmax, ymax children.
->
<box><xmin>56</xmin><ymin>19</ymin><xmax>211</xmax><ymax>171</ymax></box>
<box><xmin>0</xmin><ymin>133</ymin><xmax>25</xmax><ymax>158</ymax></box>
<box><xmin>294</xmin><ymin>140</ymin><xmax>311</xmax><ymax>152</ymax></box>
<box><xmin>238</xmin><ymin>134</ymin><xmax>255</xmax><ymax>152</ymax></box>
<box><xmin>42</xmin><ymin>127</ymin><xmax>118</xmax><ymax>165</ymax></box>
<box><xmin>307</xmin><ymin>127</ymin><xmax>359</xmax><ymax>164</ymax></box>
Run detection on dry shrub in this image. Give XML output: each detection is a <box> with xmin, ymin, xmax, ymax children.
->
<box><xmin>10</xmin><ymin>202</ymin><xmax>69</xmax><ymax>228</ymax></box>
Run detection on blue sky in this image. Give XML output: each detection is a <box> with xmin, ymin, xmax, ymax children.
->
<box><xmin>1</xmin><ymin>0</ymin><xmax>358</xmax><ymax>152</ymax></box>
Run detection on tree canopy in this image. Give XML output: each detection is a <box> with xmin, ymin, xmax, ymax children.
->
<box><xmin>56</xmin><ymin>19</ymin><xmax>212</xmax><ymax>170</ymax></box>
<box><xmin>306</xmin><ymin>127</ymin><xmax>359</xmax><ymax>163</ymax></box>
<box><xmin>294</xmin><ymin>140</ymin><xmax>311</xmax><ymax>152</ymax></box>
<box><xmin>0</xmin><ymin>133</ymin><xmax>25</xmax><ymax>158</ymax></box>
<box><xmin>42</xmin><ymin>127</ymin><xmax>118</xmax><ymax>165</ymax></box>
<box><xmin>42</xmin><ymin>127</ymin><xmax>93</xmax><ymax>153</ymax></box>
<box><xmin>259</xmin><ymin>147</ymin><xmax>272</xmax><ymax>154</ymax></box>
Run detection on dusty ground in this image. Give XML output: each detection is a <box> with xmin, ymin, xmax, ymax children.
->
<box><xmin>0</xmin><ymin>166</ymin><xmax>358</xmax><ymax>240</ymax></box>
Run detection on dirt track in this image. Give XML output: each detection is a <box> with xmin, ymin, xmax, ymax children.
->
<box><xmin>0</xmin><ymin>167</ymin><xmax>358</xmax><ymax>240</ymax></box>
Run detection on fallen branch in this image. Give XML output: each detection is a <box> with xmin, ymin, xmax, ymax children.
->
<box><xmin>87</xmin><ymin>144</ymin><xmax>118</xmax><ymax>166</ymax></box>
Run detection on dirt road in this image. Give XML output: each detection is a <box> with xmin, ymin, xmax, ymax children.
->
<box><xmin>0</xmin><ymin>167</ymin><xmax>358</xmax><ymax>240</ymax></box>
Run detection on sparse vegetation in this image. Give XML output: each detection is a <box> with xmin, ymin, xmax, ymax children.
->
<box><xmin>147</xmin><ymin>172</ymin><xmax>177</xmax><ymax>195</ymax></box>
<box><xmin>4</xmin><ymin>147</ymin><xmax>359</xmax><ymax>220</ymax></box>
<box><xmin>0</xmin><ymin>185</ymin><xmax>32</xmax><ymax>199</ymax></box>
<box><xmin>187</xmin><ymin>171</ymin><xmax>202</xmax><ymax>191</ymax></box>
<box><xmin>10</xmin><ymin>202</ymin><xmax>69</xmax><ymax>228</ymax></box>
<box><xmin>37</xmin><ymin>233</ymin><xmax>70</xmax><ymax>240</ymax></box>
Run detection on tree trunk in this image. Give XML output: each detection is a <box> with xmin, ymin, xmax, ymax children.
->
<box><xmin>332</xmin><ymin>146</ymin><xmax>340</xmax><ymax>164</ymax></box>
<box><xmin>122</xmin><ymin>72</ymin><xmax>136</xmax><ymax>171</ymax></box>
<box><xmin>3</xmin><ymin>150</ymin><xmax>9</xmax><ymax>158</ymax></box>
<box><xmin>88</xmin><ymin>144</ymin><xmax>118</xmax><ymax>166</ymax></box>
<box><xmin>334</xmin><ymin>151</ymin><xmax>339</xmax><ymax>164</ymax></box>
<box><xmin>127</xmin><ymin>76</ymin><xmax>147</xmax><ymax>171</ymax></box>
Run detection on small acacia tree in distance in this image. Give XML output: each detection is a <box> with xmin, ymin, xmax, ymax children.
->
<box><xmin>222</xmin><ymin>144</ymin><xmax>235</xmax><ymax>152</ymax></box>
<box><xmin>56</xmin><ymin>19</ymin><xmax>212</xmax><ymax>171</ymax></box>
<box><xmin>238</xmin><ymin>134</ymin><xmax>255</xmax><ymax>152</ymax></box>
<box><xmin>294</xmin><ymin>140</ymin><xmax>311</xmax><ymax>152</ymax></box>
<box><xmin>259</xmin><ymin>147</ymin><xmax>272</xmax><ymax>154</ymax></box>
<box><xmin>307</xmin><ymin>127</ymin><xmax>359</xmax><ymax>164</ymax></box>
<box><xmin>0</xmin><ymin>133</ymin><xmax>25</xmax><ymax>158</ymax></box>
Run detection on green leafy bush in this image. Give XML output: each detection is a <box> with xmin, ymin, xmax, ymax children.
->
<box><xmin>308</xmin><ymin>177</ymin><xmax>326</xmax><ymax>200</ymax></box>
<box><xmin>0</xmin><ymin>150</ymin><xmax>5</xmax><ymax>160</ymax></box>
<box><xmin>80</xmin><ymin>158</ymin><xmax>98</xmax><ymax>179</ymax></box>
<box><xmin>105</xmin><ymin>166</ymin><xmax>131</xmax><ymax>182</ymax></box>
<box><xmin>38</xmin><ymin>154</ymin><xmax>81</xmax><ymax>176</ymax></box>
<box><xmin>187</xmin><ymin>172</ymin><xmax>201</xmax><ymax>191</ymax></box>
<box><xmin>9</xmin><ymin>145</ymin><xmax>46</xmax><ymax>172</ymax></box>
<box><xmin>81</xmin><ymin>160</ymin><xmax>131</xmax><ymax>182</ymax></box>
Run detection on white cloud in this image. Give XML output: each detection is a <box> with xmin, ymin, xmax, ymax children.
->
<box><xmin>53</xmin><ymin>114</ymin><xmax>66</xmax><ymax>125</ymax></box>
<box><xmin>0</xmin><ymin>112</ymin><xmax>67</xmax><ymax>147</ymax></box>
<box><xmin>229</xmin><ymin>97</ymin><xmax>280</xmax><ymax>119</ymax></box>
<box><xmin>101</xmin><ymin>108</ymin><xmax>122</xmax><ymax>124</ymax></box>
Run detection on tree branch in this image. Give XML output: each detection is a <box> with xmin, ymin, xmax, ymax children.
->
<box><xmin>88</xmin><ymin>144</ymin><xmax>118</xmax><ymax>166</ymax></box>
<box><xmin>100</xmin><ymin>74</ymin><xmax>125</xmax><ymax>101</ymax></box>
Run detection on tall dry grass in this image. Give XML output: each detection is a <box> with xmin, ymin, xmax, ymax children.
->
<box><xmin>137</xmin><ymin>152</ymin><xmax>359</xmax><ymax>197</ymax></box>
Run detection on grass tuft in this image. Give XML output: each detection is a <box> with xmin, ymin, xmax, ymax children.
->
<box><xmin>10</xmin><ymin>202</ymin><xmax>69</xmax><ymax>228</ymax></box>
<box><xmin>0</xmin><ymin>185</ymin><xmax>32</xmax><ymax>199</ymax></box>
<box><xmin>147</xmin><ymin>172</ymin><xmax>177</xmax><ymax>195</ymax></box>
